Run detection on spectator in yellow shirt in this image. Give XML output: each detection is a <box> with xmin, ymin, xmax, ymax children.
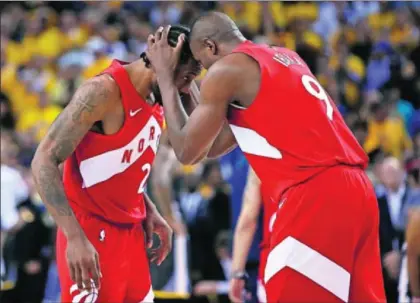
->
<box><xmin>59</xmin><ymin>10</ymin><xmax>89</xmax><ymax>50</ymax></box>
<box><xmin>17</xmin><ymin>92</ymin><xmax>61</xmax><ymax>143</ymax></box>
<box><xmin>364</xmin><ymin>101</ymin><xmax>413</xmax><ymax>160</ymax></box>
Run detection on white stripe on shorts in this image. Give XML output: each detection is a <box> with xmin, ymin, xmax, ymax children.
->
<box><xmin>264</xmin><ymin>236</ymin><xmax>350</xmax><ymax>302</ymax></box>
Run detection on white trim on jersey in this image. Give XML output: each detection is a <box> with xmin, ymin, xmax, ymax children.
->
<box><xmin>264</xmin><ymin>236</ymin><xmax>350</xmax><ymax>302</ymax></box>
<box><xmin>139</xmin><ymin>286</ymin><xmax>155</xmax><ymax>303</ymax></box>
<box><xmin>79</xmin><ymin>116</ymin><xmax>161</xmax><ymax>188</ymax></box>
<box><xmin>257</xmin><ymin>279</ymin><xmax>267</xmax><ymax>303</ymax></box>
<box><xmin>229</xmin><ymin>125</ymin><xmax>282</xmax><ymax>159</ymax></box>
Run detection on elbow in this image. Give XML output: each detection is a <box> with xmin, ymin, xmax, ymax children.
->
<box><xmin>176</xmin><ymin>149</ymin><xmax>202</xmax><ymax>165</ymax></box>
<box><xmin>31</xmin><ymin>149</ymin><xmax>55</xmax><ymax>177</ymax></box>
<box><xmin>206</xmin><ymin>149</ymin><xmax>219</xmax><ymax>159</ymax></box>
<box><xmin>31</xmin><ymin>151</ymin><xmax>42</xmax><ymax>176</ymax></box>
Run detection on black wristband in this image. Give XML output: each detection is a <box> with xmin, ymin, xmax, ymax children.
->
<box><xmin>230</xmin><ymin>271</ymin><xmax>249</xmax><ymax>281</ymax></box>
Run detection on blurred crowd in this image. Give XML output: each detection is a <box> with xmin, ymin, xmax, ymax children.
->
<box><xmin>1</xmin><ymin>1</ymin><xmax>420</xmax><ymax>303</ymax></box>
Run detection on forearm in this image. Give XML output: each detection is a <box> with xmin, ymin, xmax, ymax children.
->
<box><xmin>157</xmin><ymin>78</ymin><xmax>189</xmax><ymax>159</ymax></box>
<box><xmin>151</xmin><ymin>180</ymin><xmax>174</xmax><ymax>220</ymax></box>
<box><xmin>180</xmin><ymin>93</ymin><xmax>197</xmax><ymax>116</ymax></box>
<box><xmin>207</xmin><ymin>123</ymin><xmax>237</xmax><ymax>158</ymax></box>
<box><xmin>32</xmin><ymin>157</ymin><xmax>83</xmax><ymax>240</ymax></box>
<box><xmin>232</xmin><ymin>218</ymin><xmax>257</xmax><ymax>272</ymax></box>
<box><xmin>408</xmin><ymin>252</ymin><xmax>420</xmax><ymax>297</ymax></box>
<box><xmin>144</xmin><ymin>191</ymin><xmax>161</xmax><ymax>215</ymax></box>
<box><xmin>181</xmin><ymin>92</ymin><xmax>236</xmax><ymax>159</ymax></box>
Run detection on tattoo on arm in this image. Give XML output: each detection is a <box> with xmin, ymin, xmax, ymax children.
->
<box><xmin>33</xmin><ymin>78</ymin><xmax>112</xmax><ymax>221</ymax></box>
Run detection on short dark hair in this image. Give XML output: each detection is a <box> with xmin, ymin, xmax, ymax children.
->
<box><xmin>141</xmin><ymin>24</ymin><xmax>193</xmax><ymax>67</ymax></box>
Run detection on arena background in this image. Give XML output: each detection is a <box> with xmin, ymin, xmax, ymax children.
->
<box><xmin>1</xmin><ymin>1</ymin><xmax>419</xmax><ymax>303</ymax></box>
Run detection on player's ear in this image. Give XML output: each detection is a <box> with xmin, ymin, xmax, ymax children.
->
<box><xmin>204</xmin><ymin>38</ymin><xmax>217</xmax><ymax>55</ymax></box>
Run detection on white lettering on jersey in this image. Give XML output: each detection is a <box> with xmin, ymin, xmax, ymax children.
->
<box><xmin>272</xmin><ymin>53</ymin><xmax>334</xmax><ymax>121</ymax></box>
<box><xmin>273</xmin><ymin>53</ymin><xmax>304</xmax><ymax>67</ymax></box>
<box><xmin>137</xmin><ymin>163</ymin><xmax>151</xmax><ymax>193</ymax></box>
<box><xmin>230</xmin><ymin>60</ymin><xmax>334</xmax><ymax>161</ymax></box>
<box><xmin>229</xmin><ymin>125</ymin><xmax>282</xmax><ymax>159</ymax></box>
<box><xmin>79</xmin><ymin>116</ymin><xmax>162</xmax><ymax>188</ymax></box>
<box><xmin>301</xmin><ymin>75</ymin><xmax>334</xmax><ymax>120</ymax></box>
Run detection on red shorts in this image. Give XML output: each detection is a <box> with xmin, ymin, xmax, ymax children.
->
<box><xmin>264</xmin><ymin>166</ymin><xmax>385</xmax><ymax>303</ymax></box>
<box><xmin>56</xmin><ymin>214</ymin><xmax>153</xmax><ymax>303</ymax></box>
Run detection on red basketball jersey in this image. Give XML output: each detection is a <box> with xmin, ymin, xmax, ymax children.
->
<box><xmin>228</xmin><ymin>41</ymin><xmax>368</xmax><ymax>204</ymax></box>
<box><xmin>63</xmin><ymin>60</ymin><xmax>164</xmax><ymax>224</ymax></box>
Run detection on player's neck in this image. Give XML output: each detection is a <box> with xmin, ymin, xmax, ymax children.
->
<box><xmin>221</xmin><ymin>35</ymin><xmax>247</xmax><ymax>55</ymax></box>
<box><xmin>125</xmin><ymin>60</ymin><xmax>154</xmax><ymax>99</ymax></box>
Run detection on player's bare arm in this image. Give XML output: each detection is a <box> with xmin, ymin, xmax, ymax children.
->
<box><xmin>406</xmin><ymin>207</ymin><xmax>420</xmax><ymax>301</ymax></box>
<box><xmin>31</xmin><ymin>75</ymin><xmax>119</xmax><ymax>291</ymax></box>
<box><xmin>181</xmin><ymin>80</ymin><xmax>237</xmax><ymax>158</ymax></box>
<box><xmin>143</xmin><ymin>191</ymin><xmax>173</xmax><ymax>265</ymax></box>
<box><xmin>151</xmin><ymin>135</ymin><xmax>187</xmax><ymax>235</ymax></box>
<box><xmin>146</xmin><ymin>26</ymin><xmax>243</xmax><ymax>164</ymax></box>
<box><xmin>229</xmin><ymin>168</ymin><xmax>262</xmax><ymax>303</ymax></box>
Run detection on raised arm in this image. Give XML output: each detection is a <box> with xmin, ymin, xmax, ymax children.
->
<box><xmin>31</xmin><ymin>75</ymin><xmax>118</xmax><ymax>290</ymax></box>
<box><xmin>146</xmin><ymin>27</ymin><xmax>240</xmax><ymax>164</ymax></box>
<box><xmin>156</xmin><ymin>61</ymin><xmax>240</xmax><ymax>164</ymax></box>
<box><xmin>181</xmin><ymin>81</ymin><xmax>237</xmax><ymax>159</ymax></box>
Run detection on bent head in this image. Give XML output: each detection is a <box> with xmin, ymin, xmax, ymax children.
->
<box><xmin>188</xmin><ymin>12</ymin><xmax>245</xmax><ymax>69</ymax></box>
<box><xmin>143</xmin><ymin>25</ymin><xmax>202</xmax><ymax>103</ymax></box>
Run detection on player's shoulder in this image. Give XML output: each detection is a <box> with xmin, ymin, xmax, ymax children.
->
<box><xmin>83</xmin><ymin>74</ymin><xmax>120</xmax><ymax>97</ymax></box>
<box><xmin>72</xmin><ymin>74</ymin><xmax>121</xmax><ymax>110</ymax></box>
<box><xmin>208</xmin><ymin>53</ymin><xmax>249</xmax><ymax>75</ymax></box>
<box><xmin>204</xmin><ymin>52</ymin><xmax>259</xmax><ymax>87</ymax></box>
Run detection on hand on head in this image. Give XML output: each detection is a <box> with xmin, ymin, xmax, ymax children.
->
<box><xmin>146</xmin><ymin>25</ymin><xmax>186</xmax><ymax>80</ymax></box>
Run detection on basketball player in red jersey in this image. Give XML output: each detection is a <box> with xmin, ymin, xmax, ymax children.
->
<box><xmin>146</xmin><ymin>12</ymin><xmax>386</xmax><ymax>302</ymax></box>
<box><xmin>229</xmin><ymin>168</ymin><xmax>276</xmax><ymax>303</ymax></box>
<box><xmin>31</xmin><ymin>26</ymin><xmax>203</xmax><ymax>302</ymax></box>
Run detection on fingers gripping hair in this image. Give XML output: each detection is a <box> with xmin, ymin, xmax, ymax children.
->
<box><xmin>142</xmin><ymin>24</ymin><xmax>194</xmax><ymax>68</ymax></box>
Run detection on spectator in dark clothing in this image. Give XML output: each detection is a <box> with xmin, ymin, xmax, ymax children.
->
<box><xmin>7</xmin><ymin>199</ymin><xmax>53</xmax><ymax>303</ymax></box>
<box><xmin>377</xmin><ymin>157</ymin><xmax>420</xmax><ymax>303</ymax></box>
<box><xmin>193</xmin><ymin>231</ymin><xmax>232</xmax><ymax>303</ymax></box>
<box><xmin>350</xmin><ymin>19</ymin><xmax>373</xmax><ymax>65</ymax></box>
<box><xmin>0</xmin><ymin>92</ymin><xmax>15</xmax><ymax>131</ymax></box>
<box><xmin>183</xmin><ymin>161</ymin><xmax>231</xmax><ymax>302</ymax></box>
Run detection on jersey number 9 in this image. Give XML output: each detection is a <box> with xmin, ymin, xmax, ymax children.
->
<box><xmin>301</xmin><ymin>75</ymin><xmax>334</xmax><ymax>121</ymax></box>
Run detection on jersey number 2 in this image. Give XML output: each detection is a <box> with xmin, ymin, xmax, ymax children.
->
<box><xmin>138</xmin><ymin>163</ymin><xmax>151</xmax><ymax>193</ymax></box>
<box><xmin>301</xmin><ymin>75</ymin><xmax>333</xmax><ymax>121</ymax></box>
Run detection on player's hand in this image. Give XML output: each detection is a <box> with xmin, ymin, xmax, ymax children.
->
<box><xmin>66</xmin><ymin>235</ymin><xmax>101</xmax><ymax>291</ymax></box>
<box><xmin>229</xmin><ymin>278</ymin><xmax>251</xmax><ymax>303</ymax></box>
<box><xmin>383</xmin><ymin>250</ymin><xmax>401</xmax><ymax>280</ymax></box>
<box><xmin>146</xmin><ymin>25</ymin><xmax>184</xmax><ymax>80</ymax></box>
<box><xmin>144</xmin><ymin>209</ymin><xmax>173</xmax><ymax>265</ymax></box>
